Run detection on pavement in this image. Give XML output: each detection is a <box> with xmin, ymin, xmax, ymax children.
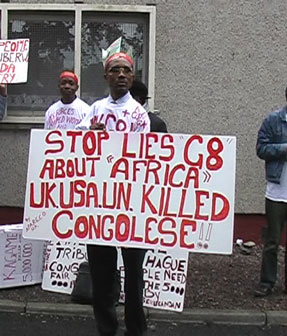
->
<box><xmin>0</xmin><ymin>216</ymin><xmax>286</xmax><ymax>327</ymax></box>
<box><xmin>1</xmin><ymin>297</ymin><xmax>287</xmax><ymax>327</ymax></box>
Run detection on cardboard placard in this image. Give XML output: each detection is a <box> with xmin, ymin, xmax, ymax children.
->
<box><xmin>0</xmin><ymin>39</ymin><xmax>29</xmax><ymax>83</ymax></box>
<box><xmin>0</xmin><ymin>224</ymin><xmax>45</xmax><ymax>288</ymax></box>
<box><xmin>42</xmin><ymin>242</ymin><xmax>188</xmax><ymax>312</ymax></box>
<box><xmin>23</xmin><ymin>130</ymin><xmax>236</xmax><ymax>254</ymax></box>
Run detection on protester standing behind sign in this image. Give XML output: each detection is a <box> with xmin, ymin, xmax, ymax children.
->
<box><xmin>44</xmin><ymin>70</ymin><xmax>89</xmax><ymax>129</ymax></box>
<box><xmin>77</xmin><ymin>52</ymin><xmax>150</xmax><ymax>336</ymax></box>
<box><xmin>255</xmin><ymin>86</ymin><xmax>287</xmax><ymax>297</ymax></box>
<box><xmin>0</xmin><ymin>84</ymin><xmax>7</xmax><ymax>121</ymax></box>
<box><xmin>130</xmin><ymin>80</ymin><xmax>168</xmax><ymax>133</ymax></box>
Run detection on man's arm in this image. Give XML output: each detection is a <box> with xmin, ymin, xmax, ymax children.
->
<box><xmin>76</xmin><ymin>104</ymin><xmax>96</xmax><ymax>130</ymax></box>
<box><xmin>135</xmin><ymin>105</ymin><xmax>150</xmax><ymax>133</ymax></box>
<box><xmin>0</xmin><ymin>84</ymin><xmax>7</xmax><ymax>121</ymax></box>
<box><xmin>149</xmin><ymin>112</ymin><xmax>168</xmax><ymax>133</ymax></box>
<box><xmin>44</xmin><ymin>110</ymin><xmax>50</xmax><ymax>129</ymax></box>
<box><xmin>256</xmin><ymin>114</ymin><xmax>287</xmax><ymax>161</ymax></box>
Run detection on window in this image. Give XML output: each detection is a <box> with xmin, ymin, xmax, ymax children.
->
<box><xmin>0</xmin><ymin>4</ymin><xmax>156</xmax><ymax>124</ymax></box>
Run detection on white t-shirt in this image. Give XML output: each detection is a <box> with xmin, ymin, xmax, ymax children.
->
<box><xmin>44</xmin><ymin>97</ymin><xmax>90</xmax><ymax>129</ymax></box>
<box><xmin>76</xmin><ymin>92</ymin><xmax>150</xmax><ymax>133</ymax></box>
<box><xmin>266</xmin><ymin>162</ymin><xmax>287</xmax><ymax>202</ymax></box>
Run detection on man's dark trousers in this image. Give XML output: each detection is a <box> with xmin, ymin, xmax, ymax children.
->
<box><xmin>87</xmin><ymin>244</ymin><xmax>147</xmax><ymax>336</ymax></box>
<box><xmin>260</xmin><ymin>198</ymin><xmax>287</xmax><ymax>287</ymax></box>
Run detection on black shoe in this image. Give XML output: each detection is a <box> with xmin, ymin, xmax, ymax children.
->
<box><xmin>254</xmin><ymin>284</ymin><xmax>272</xmax><ymax>297</ymax></box>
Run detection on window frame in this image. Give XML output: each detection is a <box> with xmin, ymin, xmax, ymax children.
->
<box><xmin>0</xmin><ymin>4</ymin><xmax>156</xmax><ymax>125</ymax></box>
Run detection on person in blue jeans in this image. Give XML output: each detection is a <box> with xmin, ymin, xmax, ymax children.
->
<box><xmin>255</xmin><ymin>86</ymin><xmax>287</xmax><ymax>297</ymax></box>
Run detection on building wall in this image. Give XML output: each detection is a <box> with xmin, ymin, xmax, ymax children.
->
<box><xmin>1</xmin><ymin>0</ymin><xmax>287</xmax><ymax>213</ymax></box>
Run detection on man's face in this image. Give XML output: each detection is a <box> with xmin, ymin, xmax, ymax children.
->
<box><xmin>105</xmin><ymin>58</ymin><xmax>134</xmax><ymax>99</ymax></box>
<box><xmin>58</xmin><ymin>76</ymin><xmax>78</xmax><ymax>99</ymax></box>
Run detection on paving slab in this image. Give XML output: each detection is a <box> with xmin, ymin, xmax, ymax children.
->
<box><xmin>26</xmin><ymin>302</ymin><xmax>94</xmax><ymax>317</ymax></box>
<box><xmin>0</xmin><ymin>299</ymin><xmax>25</xmax><ymax>313</ymax></box>
<box><xmin>266</xmin><ymin>311</ymin><xmax>287</xmax><ymax>326</ymax></box>
<box><xmin>148</xmin><ymin>308</ymin><xmax>266</xmax><ymax>325</ymax></box>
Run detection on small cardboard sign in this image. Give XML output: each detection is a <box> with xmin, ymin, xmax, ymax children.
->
<box><xmin>119</xmin><ymin>248</ymin><xmax>188</xmax><ymax>312</ymax></box>
<box><xmin>42</xmin><ymin>241</ymin><xmax>87</xmax><ymax>293</ymax></box>
<box><xmin>0</xmin><ymin>39</ymin><xmax>30</xmax><ymax>83</ymax></box>
<box><xmin>0</xmin><ymin>224</ymin><xmax>45</xmax><ymax>288</ymax></box>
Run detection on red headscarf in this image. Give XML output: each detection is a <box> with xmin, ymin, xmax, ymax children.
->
<box><xmin>104</xmin><ymin>52</ymin><xmax>134</xmax><ymax>70</ymax></box>
<box><xmin>59</xmin><ymin>71</ymin><xmax>79</xmax><ymax>84</ymax></box>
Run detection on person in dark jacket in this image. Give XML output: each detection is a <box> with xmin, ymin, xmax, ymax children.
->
<box><xmin>254</xmin><ymin>86</ymin><xmax>287</xmax><ymax>297</ymax></box>
<box><xmin>0</xmin><ymin>84</ymin><xmax>7</xmax><ymax>120</ymax></box>
<box><xmin>130</xmin><ymin>80</ymin><xmax>168</xmax><ymax>133</ymax></box>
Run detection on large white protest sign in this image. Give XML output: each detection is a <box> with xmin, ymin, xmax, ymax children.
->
<box><xmin>0</xmin><ymin>39</ymin><xmax>29</xmax><ymax>83</ymax></box>
<box><xmin>23</xmin><ymin>130</ymin><xmax>236</xmax><ymax>254</ymax></box>
<box><xmin>42</xmin><ymin>241</ymin><xmax>188</xmax><ymax>312</ymax></box>
<box><xmin>0</xmin><ymin>224</ymin><xmax>45</xmax><ymax>288</ymax></box>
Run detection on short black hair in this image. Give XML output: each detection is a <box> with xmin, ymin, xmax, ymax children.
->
<box><xmin>130</xmin><ymin>80</ymin><xmax>149</xmax><ymax>99</ymax></box>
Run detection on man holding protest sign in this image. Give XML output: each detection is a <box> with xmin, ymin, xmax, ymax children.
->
<box><xmin>77</xmin><ymin>52</ymin><xmax>150</xmax><ymax>336</ymax></box>
<box><xmin>44</xmin><ymin>70</ymin><xmax>89</xmax><ymax>129</ymax></box>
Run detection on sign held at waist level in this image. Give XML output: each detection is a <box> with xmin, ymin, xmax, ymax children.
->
<box><xmin>23</xmin><ymin>130</ymin><xmax>236</xmax><ymax>254</ymax></box>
